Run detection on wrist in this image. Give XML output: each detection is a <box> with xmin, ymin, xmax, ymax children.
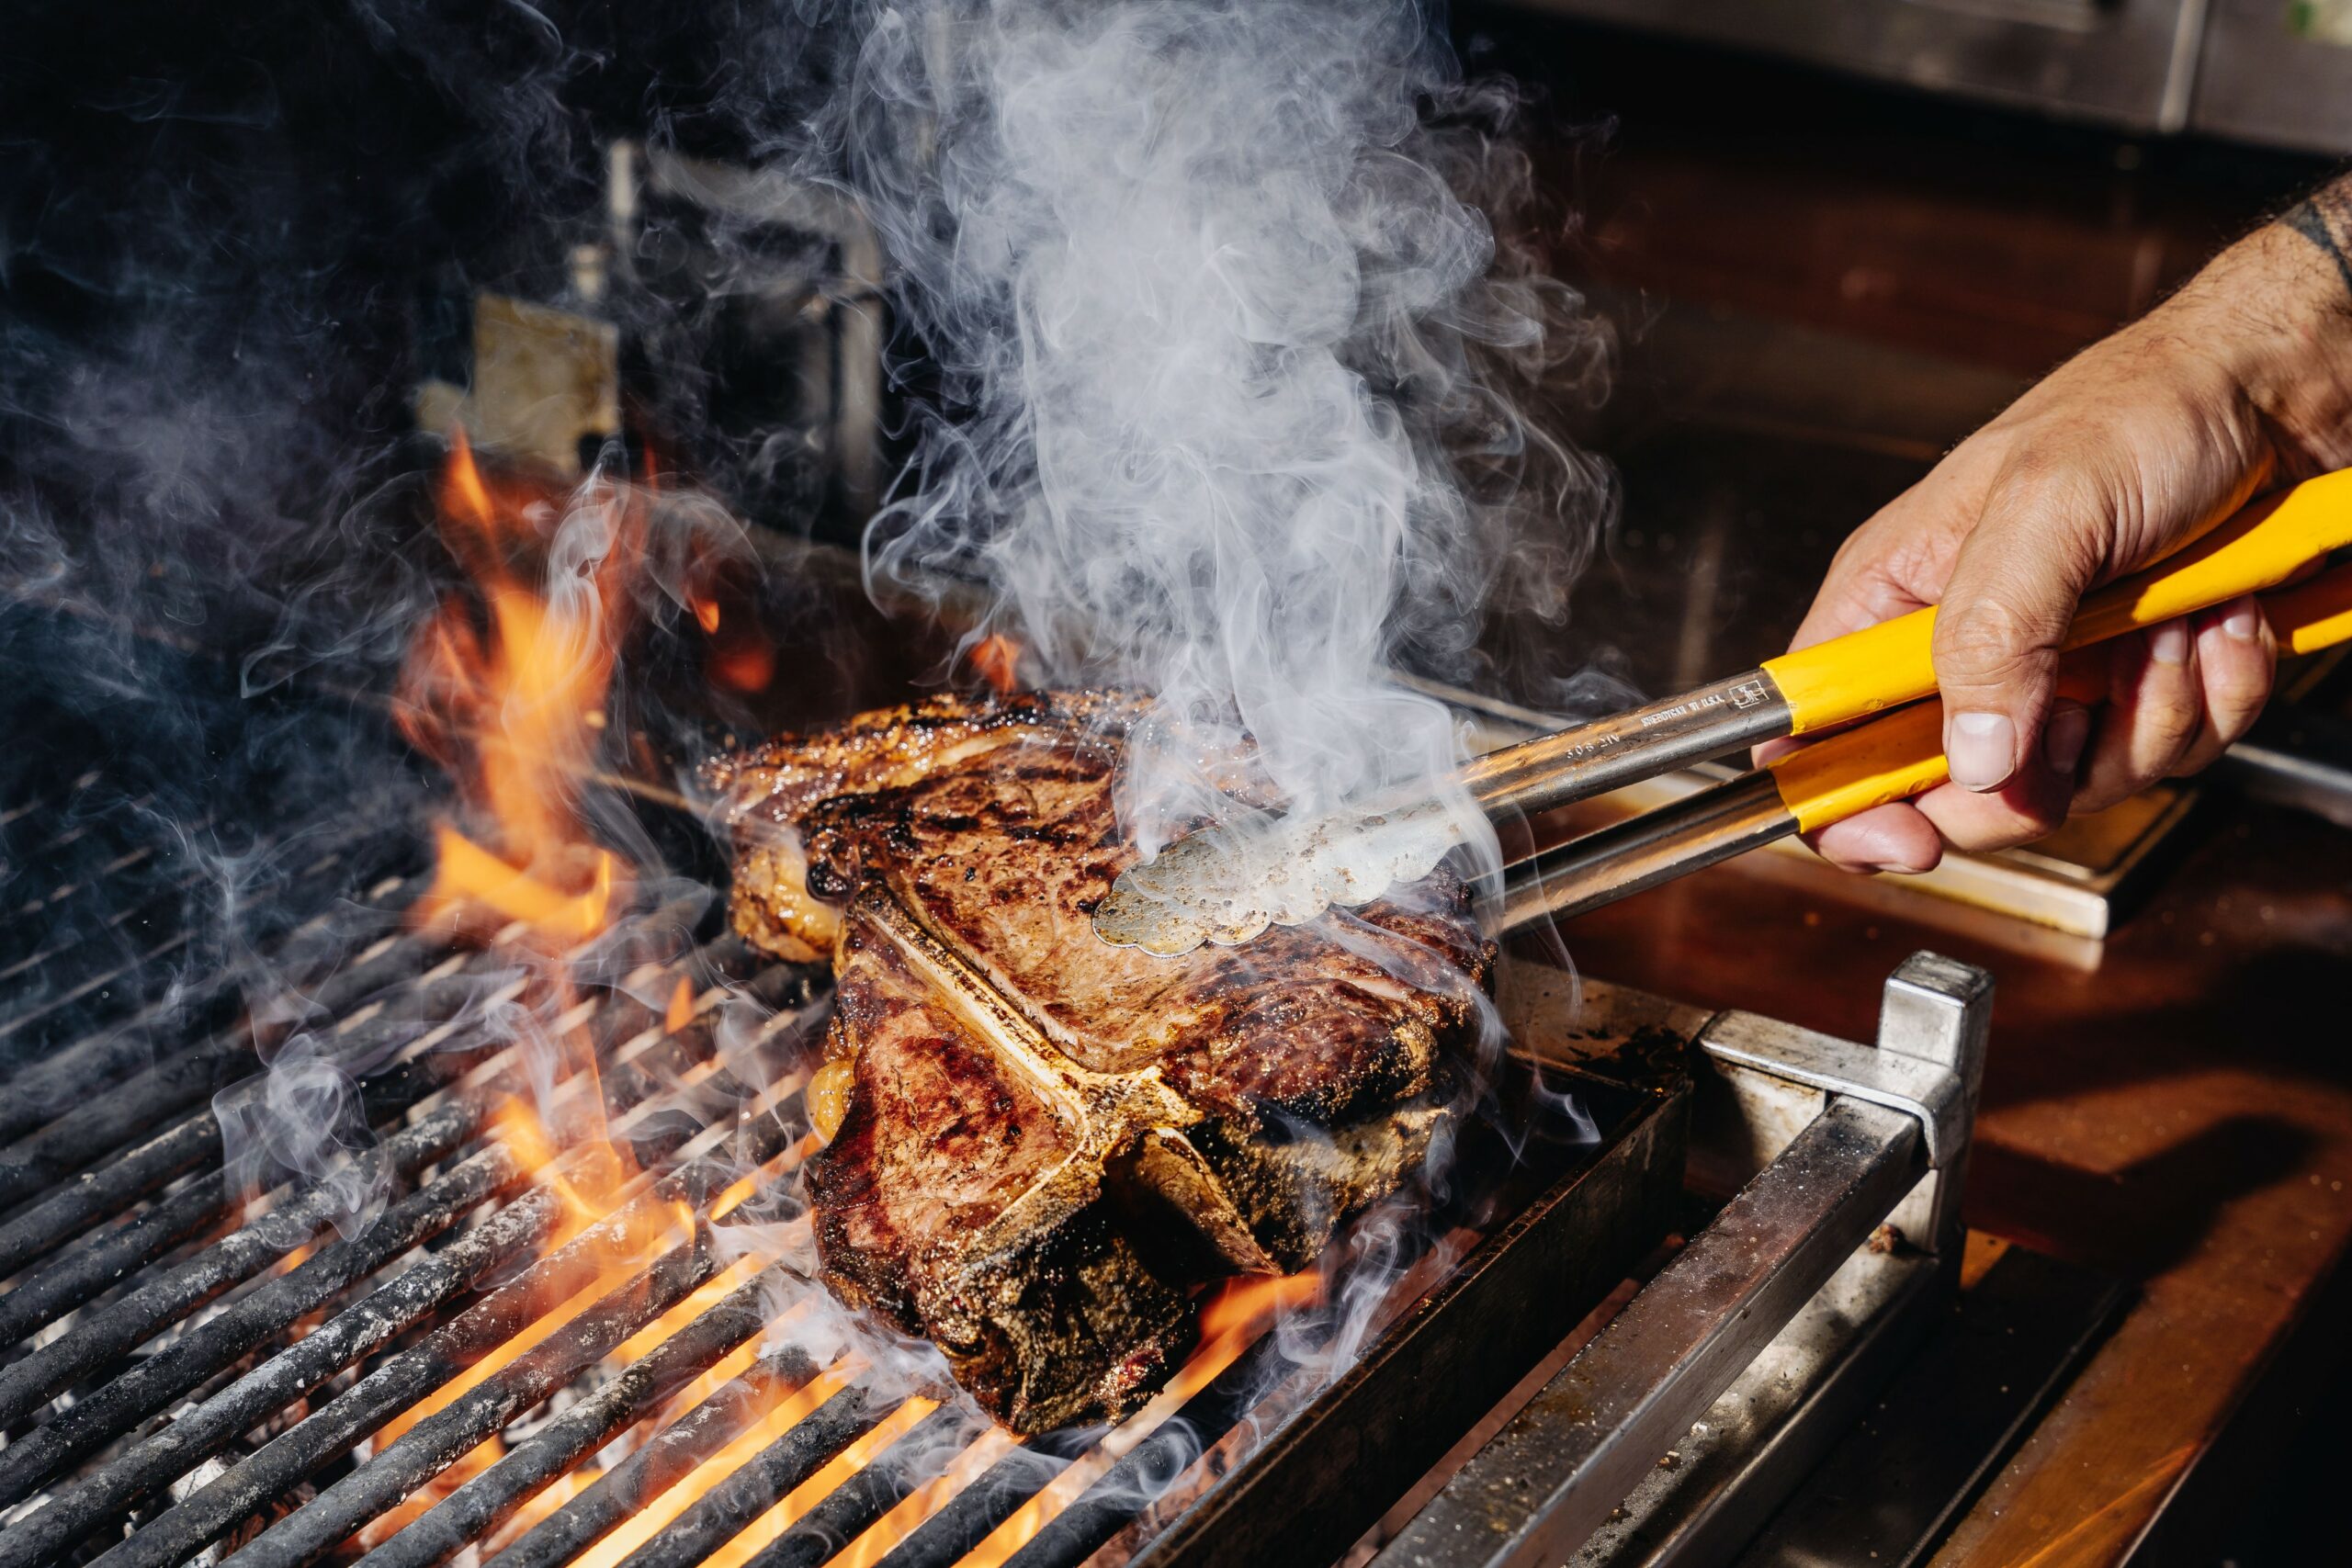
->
<box><xmin>2182</xmin><ymin>186</ymin><xmax>2352</xmax><ymax>468</ymax></box>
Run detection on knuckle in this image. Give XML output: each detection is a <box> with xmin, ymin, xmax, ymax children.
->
<box><xmin>1933</xmin><ymin>594</ymin><xmax>2046</xmax><ymax>685</ymax></box>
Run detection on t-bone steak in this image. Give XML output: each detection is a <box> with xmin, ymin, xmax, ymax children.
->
<box><xmin>702</xmin><ymin>691</ymin><xmax>1494</xmax><ymax>1431</ymax></box>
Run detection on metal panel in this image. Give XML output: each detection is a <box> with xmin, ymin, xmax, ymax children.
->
<box><xmin>1519</xmin><ymin>0</ymin><xmax>2204</xmax><ymax>130</ymax></box>
<box><xmin>1374</xmin><ymin>1100</ymin><xmax>1928</xmax><ymax>1568</ymax></box>
<box><xmin>1129</xmin><ymin>1077</ymin><xmax>1690</xmax><ymax>1568</ymax></box>
<box><xmin>2194</xmin><ymin>0</ymin><xmax>2352</xmax><ymax>152</ymax></box>
<box><xmin>1371</xmin><ymin>953</ymin><xmax>1994</xmax><ymax>1568</ymax></box>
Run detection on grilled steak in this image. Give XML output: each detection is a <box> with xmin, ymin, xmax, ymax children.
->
<box><xmin>703</xmin><ymin>691</ymin><xmax>1493</xmax><ymax>1431</ymax></box>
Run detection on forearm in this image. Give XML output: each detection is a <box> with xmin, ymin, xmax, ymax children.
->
<box><xmin>2172</xmin><ymin>174</ymin><xmax>2352</xmax><ymax>469</ymax></box>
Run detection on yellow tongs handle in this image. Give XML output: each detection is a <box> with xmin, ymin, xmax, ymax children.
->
<box><xmin>1768</xmin><ymin>559</ymin><xmax>2352</xmax><ymax>834</ymax></box>
<box><xmin>1760</xmin><ymin>468</ymin><xmax>2352</xmax><ymax>736</ymax></box>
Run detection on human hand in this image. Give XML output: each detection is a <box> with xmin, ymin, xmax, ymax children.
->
<box><xmin>1783</xmin><ymin>183</ymin><xmax>2352</xmax><ymax>874</ymax></box>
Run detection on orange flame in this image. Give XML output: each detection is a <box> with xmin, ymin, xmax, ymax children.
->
<box><xmin>400</xmin><ymin>429</ymin><xmax>639</xmax><ymax>946</ymax></box>
<box><xmin>709</xmin><ymin>637</ymin><xmax>775</xmax><ymax>694</ymax></box>
<box><xmin>957</xmin><ymin>1269</ymin><xmax>1321</xmax><ymax>1568</ymax></box>
<box><xmin>833</xmin><ymin>1427</ymin><xmax>1024</xmax><ymax>1568</ymax></box>
<box><xmin>573</xmin><ymin>1370</ymin><xmax>854</xmax><ymax>1568</ymax></box>
<box><xmin>968</xmin><ymin>634</ymin><xmax>1023</xmax><ymax>698</ymax></box>
<box><xmin>356</xmin><ymin>1098</ymin><xmax>685</xmax><ymax>1550</ymax></box>
<box><xmin>666</xmin><ymin>976</ymin><xmax>698</xmax><ymax>1035</ymax></box>
<box><xmin>1198</xmin><ymin>1269</ymin><xmax>1323</xmax><ymax>1343</ymax></box>
<box><xmin>705</xmin><ymin>1394</ymin><xmax>940</xmax><ymax>1568</ymax></box>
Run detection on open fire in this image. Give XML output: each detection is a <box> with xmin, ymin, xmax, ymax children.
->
<box><xmin>0</xmin><ymin>408</ymin><xmax>1639</xmax><ymax>1568</ymax></box>
<box><xmin>0</xmin><ymin>433</ymin><xmax>1410</xmax><ymax>1568</ymax></box>
<box><xmin>0</xmin><ymin>0</ymin><xmax>1633</xmax><ymax>1560</ymax></box>
<box><xmin>396</xmin><ymin>429</ymin><xmax>634</xmax><ymax>949</ymax></box>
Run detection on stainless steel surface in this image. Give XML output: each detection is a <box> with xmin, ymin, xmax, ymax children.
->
<box><xmin>1374</xmin><ymin>1099</ymin><xmax>1925</xmax><ymax>1568</ymax></box>
<box><xmin>2213</xmin><ymin>702</ymin><xmax>2352</xmax><ymax>829</ymax></box>
<box><xmin>1577</xmin><ymin>1243</ymin><xmax>1945</xmax><ymax>1568</ymax></box>
<box><xmin>2193</xmin><ymin>0</ymin><xmax>2352</xmax><ymax>152</ymax></box>
<box><xmin>1460</xmin><ymin>671</ymin><xmax>1790</xmax><ymax>822</ymax></box>
<box><xmin>1491</xmin><ymin>771</ymin><xmax>1791</xmax><ymax>937</ymax></box>
<box><xmin>634</xmin><ymin>145</ymin><xmax>887</xmax><ymax>513</ymax></box>
<box><xmin>1874</xmin><ymin>953</ymin><xmax>1994</xmax><ymax>1250</ymax></box>
<box><xmin>1518</xmin><ymin>0</ymin><xmax>2205</xmax><ymax>131</ymax></box>
<box><xmin>1693</xmin><ymin>952</ymin><xmax>1991</xmax><ymax>1269</ymax></box>
<box><xmin>1374</xmin><ymin>954</ymin><xmax>1993</xmax><ymax>1568</ymax></box>
<box><xmin>1732</xmin><ymin>1247</ymin><xmax>2130</xmax><ymax>1568</ymax></box>
<box><xmin>1703</xmin><ymin>985</ymin><xmax>1974</xmax><ymax>1173</ymax></box>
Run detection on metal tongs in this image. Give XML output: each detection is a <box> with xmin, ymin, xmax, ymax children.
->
<box><xmin>1092</xmin><ymin>471</ymin><xmax>2352</xmax><ymax>954</ymax></box>
<box><xmin>1489</xmin><ymin>556</ymin><xmax>2352</xmax><ymax>936</ymax></box>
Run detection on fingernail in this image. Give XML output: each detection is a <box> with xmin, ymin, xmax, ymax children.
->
<box><xmin>2223</xmin><ymin>606</ymin><xmax>2261</xmax><ymax>642</ymax></box>
<box><xmin>1947</xmin><ymin>711</ymin><xmax>2016</xmax><ymax>791</ymax></box>
<box><xmin>2044</xmin><ymin>705</ymin><xmax>2092</xmax><ymax>776</ymax></box>
<box><xmin>2150</xmin><ymin>620</ymin><xmax>2190</xmax><ymax>665</ymax></box>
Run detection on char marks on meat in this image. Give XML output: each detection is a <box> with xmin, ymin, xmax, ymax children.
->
<box><xmin>704</xmin><ymin>691</ymin><xmax>1492</xmax><ymax>1431</ymax></box>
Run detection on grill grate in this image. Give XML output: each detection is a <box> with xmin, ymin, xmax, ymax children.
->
<box><xmin>0</xmin><ymin>779</ymin><xmax>1671</xmax><ymax>1568</ymax></box>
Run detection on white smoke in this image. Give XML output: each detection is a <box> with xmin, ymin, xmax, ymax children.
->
<box><xmin>831</xmin><ymin>0</ymin><xmax>1611</xmax><ymax>861</ymax></box>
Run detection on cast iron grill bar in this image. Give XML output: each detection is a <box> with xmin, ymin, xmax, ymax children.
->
<box><xmin>738</xmin><ymin>1404</ymin><xmax>989</xmax><ymax>1568</ymax></box>
<box><xmin>487</xmin><ymin>1348</ymin><xmax>824</xmax><ymax>1568</ymax></box>
<box><xmin>0</xmin><ymin>771</ymin><xmax>95</xmax><ymax>826</ymax></box>
<box><xmin>0</xmin><ymin>941</ymin><xmax>788</xmax><ymax>1414</ymax></box>
<box><xmin>0</xmin><ymin>770</ymin><xmax>106</xmax><ymax>844</ymax></box>
<box><xmin>356</xmin><ymin>1264</ymin><xmax>796</xmax><ymax>1568</ymax></box>
<box><xmin>0</xmin><ymin>789</ymin><xmax>180</xmax><ymax>905</ymax></box>
<box><xmin>0</xmin><ymin>1090</ymin><xmax>487</xmax><ymax>1430</ymax></box>
<box><xmin>0</xmin><ymin>829</ymin><xmax>417</xmax><ymax>1053</ymax></box>
<box><xmin>0</xmin><ymin>879</ymin><xmax>842</xmax><ymax>1568</ymax></box>
<box><xmin>0</xmin><ymin>1100</ymin><xmax>216</xmax><ymax>1255</ymax></box>
<box><xmin>89</xmin><ymin>1119</ymin><xmax>804</xmax><ymax>1568</ymax></box>
<box><xmin>0</xmin><ymin>892</ymin><xmax>724</xmax><ymax>1251</ymax></box>
<box><xmin>0</xmin><ymin>952</ymin><xmax>515</xmax><ymax>1220</ymax></box>
<box><xmin>0</xmin><ymin>815</ymin><xmax>227</xmax><ymax>977</ymax></box>
<box><xmin>608</xmin><ymin>1383</ymin><xmax>903</xmax><ymax>1568</ymax></box>
<box><xmin>0</xmin><ymin>1188</ymin><xmax>569</xmax><ymax>1568</ymax></box>
<box><xmin>0</xmin><ymin>1161</ymin><xmax>227</xmax><ymax>1344</ymax></box>
<box><xmin>214</xmin><ymin>1236</ymin><xmax>722</xmax><ymax>1568</ymax></box>
<box><xmin>0</xmin><ymin>826</ymin><xmax>201</xmax><ymax>970</ymax></box>
<box><xmin>876</xmin><ymin>1450</ymin><xmax>1075</xmax><ymax>1568</ymax></box>
<box><xmin>0</xmin><ymin>820</ymin><xmax>401</xmax><ymax>997</ymax></box>
<box><xmin>0</xmin><ymin>929</ymin><xmax>198</xmax><ymax>1056</ymax></box>
<box><xmin>3</xmin><ymin>831</ymin><xmax>163</xmax><ymax>908</ymax></box>
<box><xmin>0</xmin><ymin>948</ymin><xmax>800</xmax><ymax>1565</ymax></box>
<box><xmin>1002</xmin><ymin>1337</ymin><xmax>1286</xmax><ymax>1568</ymax></box>
<box><xmin>0</xmin><ymin>1152</ymin><xmax>221</xmax><ymax>1335</ymax></box>
<box><xmin>0</xmin><ymin>990</ymin><xmax>487</xmax><ymax>1286</ymax></box>
<box><xmin>0</xmin><ymin>1139</ymin><xmax>530</xmax><ymax>1509</ymax></box>
<box><xmin>0</xmin><ymin>990</ymin><xmax>529</xmax><ymax>1322</ymax></box>
<box><xmin>0</xmin><ymin>874</ymin><xmax>430</xmax><ymax>1143</ymax></box>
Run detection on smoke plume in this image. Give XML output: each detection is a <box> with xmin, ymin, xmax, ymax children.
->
<box><xmin>835</xmin><ymin>0</ymin><xmax>1612</xmax><ymax>860</ymax></box>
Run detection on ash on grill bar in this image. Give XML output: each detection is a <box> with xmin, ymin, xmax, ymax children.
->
<box><xmin>10</xmin><ymin>6</ymin><xmax>2352</xmax><ymax>1568</ymax></box>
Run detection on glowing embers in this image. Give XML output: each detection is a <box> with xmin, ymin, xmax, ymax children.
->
<box><xmin>712</xmin><ymin>1268</ymin><xmax>1324</xmax><ymax>1568</ymax></box>
<box><xmin>353</xmin><ymin>1098</ymin><xmax>680</xmax><ymax>1550</ymax></box>
<box><xmin>398</xmin><ymin>429</ymin><xmax>639</xmax><ymax>946</ymax></box>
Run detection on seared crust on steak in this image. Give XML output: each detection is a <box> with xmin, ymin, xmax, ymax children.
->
<box><xmin>705</xmin><ymin>691</ymin><xmax>1492</xmax><ymax>1431</ymax></box>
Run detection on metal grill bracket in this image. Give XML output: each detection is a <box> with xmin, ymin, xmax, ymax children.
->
<box><xmin>1702</xmin><ymin>952</ymin><xmax>1990</xmax><ymax>1172</ymax></box>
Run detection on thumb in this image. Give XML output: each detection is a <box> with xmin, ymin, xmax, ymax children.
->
<box><xmin>1930</xmin><ymin>484</ymin><xmax>2109</xmax><ymax>793</ymax></box>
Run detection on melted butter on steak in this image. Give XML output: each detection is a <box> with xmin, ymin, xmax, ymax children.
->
<box><xmin>706</xmin><ymin>691</ymin><xmax>1493</xmax><ymax>1432</ymax></box>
